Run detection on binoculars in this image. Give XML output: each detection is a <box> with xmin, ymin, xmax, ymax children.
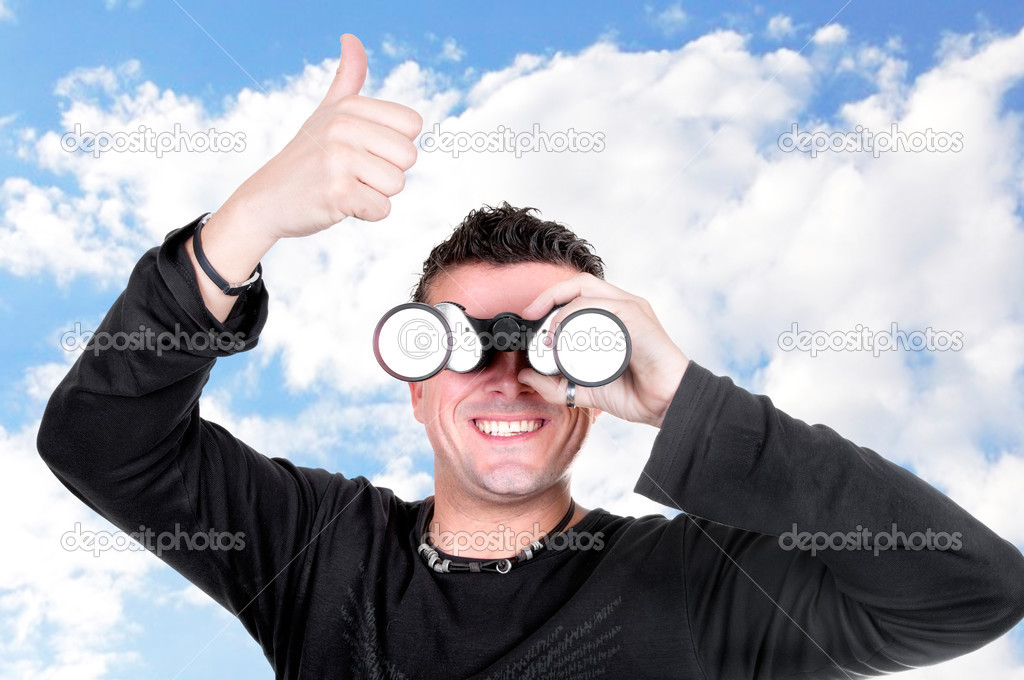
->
<box><xmin>373</xmin><ymin>301</ymin><xmax>631</xmax><ymax>387</ymax></box>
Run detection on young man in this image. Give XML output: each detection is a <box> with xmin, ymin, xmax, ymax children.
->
<box><xmin>38</xmin><ymin>34</ymin><xmax>1024</xmax><ymax>679</ymax></box>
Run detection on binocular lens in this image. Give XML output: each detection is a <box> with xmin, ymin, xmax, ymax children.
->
<box><xmin>436</xmin><ymin>302</ymin><xmax>485</xmax><ymax>373</ymax></box>
<box><xmin>553</xmin><ymin>309</ymin><xmax>631</xmax><ymax>387</ymax></box>
<box><xmin>525</xmin><ymin>308</ymin><xmax>559</xmax><ymax>376</ymax></box>
<box><xmin>373</xmin><ymin>303</ymin><xmax>451</xmax><ymax>381</ymax></box>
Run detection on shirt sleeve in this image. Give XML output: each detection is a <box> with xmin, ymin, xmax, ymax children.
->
<box><xmin>635</xmin><ymin>361</ymin><xmax>1024</xmax><ymax>679</ymax></box>
<box><xmin>36</xmin><ymin>216</ymin><xmax>374</xmax><ymax>663</ymax></box>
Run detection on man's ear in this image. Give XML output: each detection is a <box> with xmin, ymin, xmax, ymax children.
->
<box><xmin>410</xmin><ymin>381</ymin><xmax>426</xmax><ymax>424</ymax></box>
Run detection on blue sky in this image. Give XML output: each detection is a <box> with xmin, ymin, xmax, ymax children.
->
<box><xmin>3</xmin><ymin>1</ymin><xmax>1024</xmax><ymax>678</ymax></box>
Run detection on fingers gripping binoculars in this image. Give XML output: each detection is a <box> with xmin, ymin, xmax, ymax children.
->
<box><xmin>373</xmin><ymin>302</ymin><xmax>631</xmax><ymax>387</ymax></box>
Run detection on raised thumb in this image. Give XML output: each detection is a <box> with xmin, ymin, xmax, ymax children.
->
<box><xmin>322</xmin><ymin>33</ymin><xmax>367</xmax><ymax>104</ymax></box>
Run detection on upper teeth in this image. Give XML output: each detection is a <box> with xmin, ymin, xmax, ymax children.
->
<box><xmin>475</xmin><ymin>420</ymin><xmax>543</xmax><ymax>436</ymax></box>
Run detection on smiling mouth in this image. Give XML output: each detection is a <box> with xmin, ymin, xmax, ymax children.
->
<box><xmin>473</xmin><ymin>419</ymin><xmax>546</xmax><ymax>437</ymax></box>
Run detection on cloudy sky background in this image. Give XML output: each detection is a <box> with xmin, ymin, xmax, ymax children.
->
<box><xmin>2</xmin><ymin>1</ymin><xmax>1024</xmax><ymax>677</ymax></box>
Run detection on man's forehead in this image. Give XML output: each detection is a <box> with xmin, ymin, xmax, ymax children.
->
<box><xmin>425</xmin><ymin>261</ymin><xmax>578</xmax><ymax>318</ymax></box>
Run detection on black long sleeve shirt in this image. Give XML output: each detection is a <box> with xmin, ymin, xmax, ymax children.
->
<box><xmin>37</xmin><ymin>216</ymin><xmax>1024</xmax><ymax>679</ymax></box>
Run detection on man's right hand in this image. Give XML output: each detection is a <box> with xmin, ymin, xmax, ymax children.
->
<box><xmin>226</xmin><ymin>33</ymin><xmax>422</xmax><ymax>238</ymax></box>
<box><xmin>186</xmin><ymin>33</ymin><xmax>422</xmax><ymax>321</ymax></box>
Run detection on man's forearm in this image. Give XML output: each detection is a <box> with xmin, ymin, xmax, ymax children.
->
<box><xmin>637</xmin><ymin>361</ymin><xmax>1024</xmax><ymax>674</ymax></box>
<box><xmin>37</xmin><ymin>220</ymin><xmax>268</xmax><ymax>495</ymax></box>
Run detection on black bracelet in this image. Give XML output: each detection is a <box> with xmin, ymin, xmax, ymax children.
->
<box><xmin>192</xmin><ymin>213</ymin><xmax>262</xmax><ymax>296</ymax></box>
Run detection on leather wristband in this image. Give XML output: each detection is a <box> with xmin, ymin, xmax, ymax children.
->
<box><xmin>192</xmin><ymin>213</ymin><xmax>262</xmax><ymax>295</ymax></box>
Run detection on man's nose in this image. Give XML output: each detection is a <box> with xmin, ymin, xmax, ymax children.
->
<box><xmin>482</xmin><ymin>350</ymin><xmax>534</xmax><ymax>396</ymax></box>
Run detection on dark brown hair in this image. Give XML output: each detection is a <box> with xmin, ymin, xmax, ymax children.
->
<box><xmin>412</xmin><ymin>202</ymin><xmax>605</xmax><ymax>303</ymax></box>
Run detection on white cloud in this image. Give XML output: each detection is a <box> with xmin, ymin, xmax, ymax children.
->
<box><xmin>371</xmin><ymin>455</ymin><xmax>434</xmax><ymax>500</ymax></box>
<box><xmin>650</xmin><ymin>3</ymin><xmax>687</xmax><ymax>35</ymax></box>
<box><xmin>465</xmin><ymin>52</ymin><xmax>546</xmax><ymax>107</ymax></box>
<box><xmin>23</xmin><ymin>359</ymin><xmax>76</xmax><ymax>403</ymax></box>
<box><xmin>836</xmin><ymin>44</ymin><xmax>909</xmax><ymax>114</ymax></box>
<box><xmin>439</xmin><ymin>37</ymin><xmax>465</xmax><ymax>63</ymax></box>
<box><xmin>766</xmin><ymin>14</ymin><xmax>795</xmax><ymax>40</ymax></box>
<box><xmin>937</xmin><ymin>31</ymin><xmax>979</xmax><ymax>62</ymax></box>
<box><xmin>0</xmin><ymin>0</ymin><xmax>13</xmax><ymax>22</ymax></box>
<box><xmin>53</xmin><ymin>60</ymin><xmax>142</xmax><ymax>100</ymax></box>
<box><xmin>199</xmin><ymin>386</ymin><xmax>432</xmax><ymax>470</ymax></box>
<box><xmin>0</xmin><ymin>177</ymin><xmax>141</xmax><ymax>284</ymax></box>
<box><xmin>813</xmin><ymin>22</ymin><xmax>849</xmax><ymax>46</ymax></box>
<box><xmin>380</xmin><ymin>33</ymin><xmax>410</xmax><ymax>59</ymax></box>
<box><xmin>572</xmin><ymin>416</ymin><xmax>671</xmax><ymax>518</ymax></box>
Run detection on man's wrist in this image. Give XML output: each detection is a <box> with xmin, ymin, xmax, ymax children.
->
<box><xmin>649</xmin><ymin>357</ymin><xmax>690</xmax><ymax>428</ymax></box>
<box><xmin>192</xmin><ymin>213</ymin><xmax>263</xmax><ymax>295</ymax></box>
<box><xmin>184</xmin><ymin>207</ymin><xmax>278</xmax><ymax>323</ymax></box>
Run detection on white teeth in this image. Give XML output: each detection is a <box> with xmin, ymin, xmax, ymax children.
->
<box><xmin>474</xmin><ymin>419</ymin><xmax>543</xmax><ymax>437</ymax></box>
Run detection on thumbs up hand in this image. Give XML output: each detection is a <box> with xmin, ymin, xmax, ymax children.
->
<box><xmin>218</xmin><ymin>34</ymin><xmax>423</xmax><ymax>241</ymax></box>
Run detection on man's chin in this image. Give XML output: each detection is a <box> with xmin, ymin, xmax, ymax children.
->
<box><xmin>473</xmin><ymin>467</ymin><xmax>555</xmax><ymax>499</ymax></box>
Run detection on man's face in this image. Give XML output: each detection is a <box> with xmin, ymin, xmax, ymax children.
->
<box><xmin>409</xmin><ymin>261</ymin><xmax>597</xmax><ymax>505</ymax></box>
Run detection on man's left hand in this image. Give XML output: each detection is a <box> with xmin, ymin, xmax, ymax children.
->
<box><xmin>518</xmin><ymin>273</ymin><xmax>690</xmax><ymax>428</ymax></box>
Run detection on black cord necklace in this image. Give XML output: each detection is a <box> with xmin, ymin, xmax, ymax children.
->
<box><xmin>417</xmin><ymin>498</ymin><xmax>577</xmax><ymax>574</ymax></box>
